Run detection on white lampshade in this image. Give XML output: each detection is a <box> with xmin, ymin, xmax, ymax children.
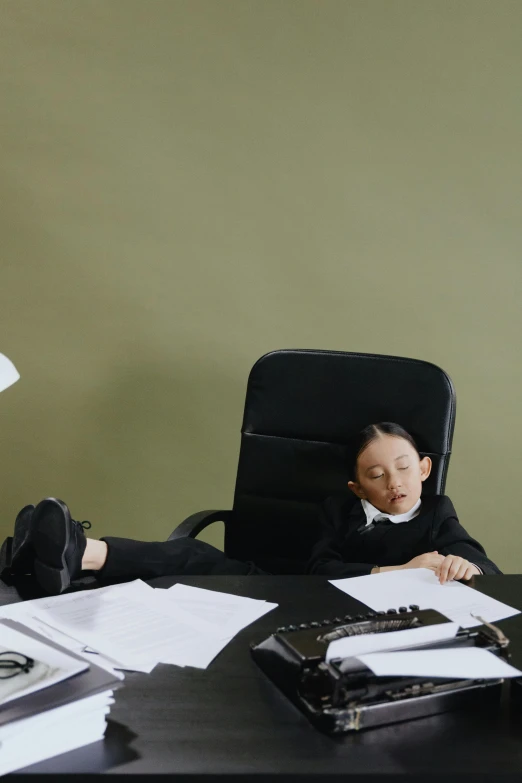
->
<box><xmin>0</xmin><ymin>353</ymin><xmax>20</xmax><ymax>393</ymax></box>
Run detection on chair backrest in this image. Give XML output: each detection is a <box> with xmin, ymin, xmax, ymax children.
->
<box><xmin>226</xmin><ymin>349</ymin><xmax>456</xmax><ymax>573</ymax></box>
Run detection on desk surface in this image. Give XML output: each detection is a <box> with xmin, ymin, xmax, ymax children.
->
<box><xmin>2</xmin><ymin>574</ymin><xmax>522</xmax><ymax>777</ymax></box>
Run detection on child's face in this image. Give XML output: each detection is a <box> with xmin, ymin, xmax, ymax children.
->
<box><xmin>347</xmin><ymin>434</ymin><xmax>431</xmax><ymax>515</ymax></box>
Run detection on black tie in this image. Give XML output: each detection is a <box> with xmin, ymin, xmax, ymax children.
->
<box><xmin>357</xmin><ymin>516</ymin><xmax>392</xmax><ymax>535</ymax></box>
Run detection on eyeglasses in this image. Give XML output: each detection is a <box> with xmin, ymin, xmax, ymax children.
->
<box><xmin>0</xmin><ymin>651</ymin><xmax>35</xmax><ymax>679</ymax></box>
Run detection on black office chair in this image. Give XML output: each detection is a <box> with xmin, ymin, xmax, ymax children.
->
<box><xmin>168</xmin><ymin>349</ymin><xmax>456</xmax><ymax>575</ymax></box>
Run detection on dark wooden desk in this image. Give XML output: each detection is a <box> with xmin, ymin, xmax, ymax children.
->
<box><xmin>2</xmin><ymin>574</ymin><xmax>522</xmax><ymax>777</ymax></box>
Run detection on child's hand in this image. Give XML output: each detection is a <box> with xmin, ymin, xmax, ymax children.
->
<box><xmin>403</xmin><ymin>551</ymin><xmax>445</xmax><ymax>571</ymax></box>
<box><xmin>435</xmin><ymin>555</ymin><xmax>480</xmax><ymax>585</ymax></box>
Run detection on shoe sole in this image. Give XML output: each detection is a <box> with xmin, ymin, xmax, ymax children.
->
<box><xmin>32</xmin><ymin>498</ymin><xmax>72</xmax><ymax>595</ymax></box>
<box><xmin>11</xmin><ymin>505</ymin><xmax>35</xmax><ymax>574</ymax></box>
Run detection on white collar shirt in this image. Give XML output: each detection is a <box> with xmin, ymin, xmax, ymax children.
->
<box><xmin>361</xmin><ymin>498</ymin><xmax>422</xmax><ymax>527</ymax></box>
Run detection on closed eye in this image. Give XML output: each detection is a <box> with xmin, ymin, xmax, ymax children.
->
<box><xmin>370</xmin><ymin>474</ymin><xmax>384</xmax><ymax>480</ymax></box>
<box><xmin>398</xmin><ymin>466</ymin><xmax>409</xmax><ymax>471</ymax></box>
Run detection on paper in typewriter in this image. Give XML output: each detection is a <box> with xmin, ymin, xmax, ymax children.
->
<box><xmin>325</xmin><ymin>621</ymin><xmax>460</xmax><ymax>662</ymax></box>
<box><xmin>357</xmin><ymin>647</ymin><xmax>522</xmax><ymax>679</ymax></box>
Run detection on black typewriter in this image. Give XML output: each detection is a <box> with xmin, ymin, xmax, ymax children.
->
<box><xmin>250</xmin><ymin>606</ymin><xmax>510</xmax><ymax>734</ymax></box>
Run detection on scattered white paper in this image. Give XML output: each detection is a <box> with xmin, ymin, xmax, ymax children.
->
<box><xmin>325</xmin><ymin>621</ymin><xmax>459</xmax><ymax>662</ymax></box>
<box><xmin>160</xmin><ymin>634</ymin><xmax>234</xmax><ymax>669</ymax></box>
<box><xmin>33</xmin><ymin>590</ymin><xmax>219</xmax><ymax>671</ymax></box>
<box><xmin>330</xmin><ymin>569</ymin><xmax>520</xmax><ymax>628</ymax></box>
<box><xmin>0</xmin><ymin>586</ymin><xmax>138</xmax><ymax>675</ymax></box>
<box><xmin>166</xmin><ymin>583</ymin><xmax>266</xmax><ymax>607</ymax></box>
<box><xmin>358</xmin><ymin>647</ymin><xmax>522</xmax><ymax>679</ymax></box>
<box><xmin>0</xmin><ymin>580</ymin><xmax>277</xmax><ymax>673</ymax></box>
<box><xmin>163</xmin><ymin>583</ymin><xmax>277</xmax><ymax>638</ymax></box>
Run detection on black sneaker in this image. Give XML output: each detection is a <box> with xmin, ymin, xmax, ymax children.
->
<box><xmin>10</xmin><ymin>504</ymin><xmax>36</xmax><ymax>575</ymax></box>
<box><xmin>31</xmin><ymin>498</ymin><xmax>91</xmax><ymax>595</ymax></box>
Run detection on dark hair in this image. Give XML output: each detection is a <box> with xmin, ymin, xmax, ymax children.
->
<box><xmin>348</xmin><ymin>422</ymin><xmax>420</xmax><ymax>481</ymax></box>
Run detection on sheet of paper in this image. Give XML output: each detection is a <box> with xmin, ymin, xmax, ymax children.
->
<box><xmin>325</xmin><ymin>621</ymin><xmax>459</xmax><ymax>662</ymax></box>
<box><xmin>68</xmin><ymin>580</ymin><xmax>163</xmax><ymax>672</ymax></box>
<box><xmin>0</xmin><ymin>581</ymin><xmax>203</xmax><ymax>671</ymax></box>
<box><xmin>126</xmin><ymin>581</ymin><xmax>225</xmax><ymax>637</ymax></box>
<box><xmin>162</xmin><ymin>583</ymin><xmax>277</xmax><ymax>638</ymax></box>
<box><xmin>357</xmin><ymin>647</ymin><xmax>522</xmax><ymax>679</ymax></box>
<box><xmin>160</xmin><ymin>633</ymin><xmax>237</xmax><ymax>669</ymax></box>
<box><xmin>166</xmin><ymin>583</ymin><xmax>266</xmax><ymax>606</ymax></box>
<box><xmin>0</xmin><ymin>589</ymin><xmax>133</xmax><ymax>676</ymax></box>
<box><xmin>330</xmin><ymin>569</ymin><xmax>520</xmax><ymax>627</ymax></box>
<box><xmin>32</xmin><ymin>589</ymin><xmax>219</xmax><ymax>670</ymax></box>
<box><xmin>0</xmin><ymin>352</ymin><xmax>19</xmax><ymax>393</ymax></box>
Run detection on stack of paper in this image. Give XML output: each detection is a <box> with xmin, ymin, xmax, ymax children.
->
<box><xmin>0</xmin><ymin>623</ymin><xmax>116</xmax><ymax>776</ymax></box>
<box><xmin>0</xmin><ymin>580</ymin><xmax>277</xmax><ymax>674</ymax></box>
<box><xmin>0</xmin><ymin>690</ymin><xmax>114</xmax><ymax>776</ymax></box>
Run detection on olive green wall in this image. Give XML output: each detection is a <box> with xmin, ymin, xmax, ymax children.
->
<box><xmin>0</xmin><ymin>0</ymin><xmax>520</xmax><ymax>571</ymax></box>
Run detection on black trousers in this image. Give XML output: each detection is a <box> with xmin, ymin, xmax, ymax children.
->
<box><xmin>95</xmin><ymin>536</ymin><xmax>268</xmax><ymax>585</ymax></box>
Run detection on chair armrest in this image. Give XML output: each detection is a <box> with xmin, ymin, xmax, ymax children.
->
<box><xmin>168</xmin><ymin>510</ymin><xmax>234</xmax><ymax>541</ymax></box>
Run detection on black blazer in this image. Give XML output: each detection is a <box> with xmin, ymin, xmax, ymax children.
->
<box><xmin>307</xmin><ymin>494</ymin><xmax>501</xmax><ymax>577</ymax></box>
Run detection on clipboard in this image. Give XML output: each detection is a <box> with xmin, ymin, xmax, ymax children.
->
<box><xmin>0</xmin><ymin>619</ymin><xmax>123</xmax><ymax>728</ymax></box>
